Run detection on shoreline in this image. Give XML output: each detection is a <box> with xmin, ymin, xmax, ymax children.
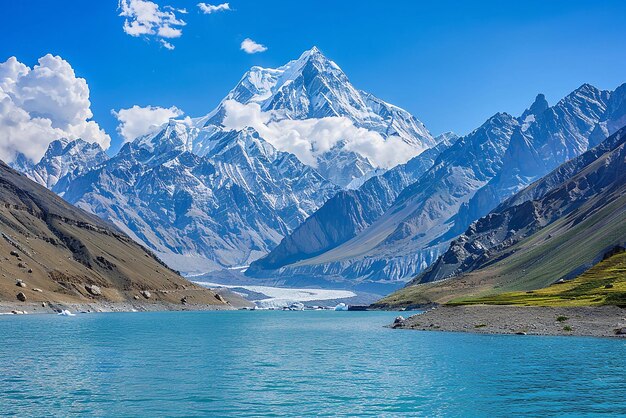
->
<box><xmin>0</xmin><ymin>301</ymin><xmax>235</xmax><ymax>316</ymax></box>
<box><xmin>392</xmin><ymin>305</ymin><xmax>626</xmax><ymax>338</ymax></box>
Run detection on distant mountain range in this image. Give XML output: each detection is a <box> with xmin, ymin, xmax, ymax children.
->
<box><xmin>12</xmin><ymin>138</ymin><xmax>109</xmax><ymax>190</ymax></box>
<box><xmin>250</xmin><ymin>82</ymin><xmax>626</xmax><ymax>293</ymax></box>
<box><xmin>12</xmin><ymin>48</ymin><xmax>436</xmax><ymax>275</ymax></box>
<box><xmin>8</xmin><ymin>47</ymin><xmax>626</xmax><ymax>295</ymax></box>
<box><xmin>374</xmin><ymin>125</ymin><xmax>626</xmax><ymax>308</ymax></box>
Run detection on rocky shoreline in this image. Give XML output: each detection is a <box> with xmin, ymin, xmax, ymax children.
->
<box><xmin>0</xmin><ymin>301</ymin><xmax>235</xmax><ymax>316</ymax></box>
<box><xmin>391</xmin><ymin>305</ymin><xmax>626</xmax><ymax>338</ymax></box>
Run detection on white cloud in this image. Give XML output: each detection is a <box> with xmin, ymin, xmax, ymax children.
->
<box><xmin>222</xmin><ymin>100</ymin><xmax>417</xmax><ymax>169</ymax></box>
<box><xmin>112</xmin><ymin>105</ymin><xmax>184</xmax><ymax>142</ymax></box>
<box><xmin>197</xmin><ymin>2</ymin><xmax>231</xmax><ymax>14</ymax></box>
<box><xmin>118</xmin><ymin>0</ymin><xmax>186</xmax><ymax>49</ymax></box>
<box><xmin>0</xmin><ymin>55</ymin><xmax>110</xmax><ymax>163</ymax></box>
<box><xmin>165</xmin><ymin>6</ymin><xmax>188</xmax><ymax>14</ymax></box>
<box><xmin>160</xmin><ymin>39</ymin><xmax>175</xmax><ymax>50</ymax></box>
<box><xmin>240</xmin><ymin>38</ymin><xmax>268</xmax><ymax>54</ymax></box>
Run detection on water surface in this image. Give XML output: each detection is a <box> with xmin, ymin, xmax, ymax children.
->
<box><xmin>1</xmin><ymin>311</ymin><xmax>625</xmax><ymax>416</ymax></box>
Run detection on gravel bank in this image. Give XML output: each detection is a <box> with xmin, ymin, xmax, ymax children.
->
<box><xmin>0</xmin><ymin>301</ymin><xmax>235</xmax><ymax>315</ymax></box>
<box><xmin>392</xmin><ymin>305</ymin><xmax>626</xmax><ymax>338</ymax></box>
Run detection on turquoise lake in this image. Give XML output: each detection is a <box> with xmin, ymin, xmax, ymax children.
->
<box><xmin>1</xmin><ymin>310</ymin><xmax>626</xmax><ymax>416</ymax></box>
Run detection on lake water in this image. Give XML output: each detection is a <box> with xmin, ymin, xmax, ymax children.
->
<box><xmin>1</xmin><ymin>310</ymin><xmax>625</xmax><ymax>416</ymax></box>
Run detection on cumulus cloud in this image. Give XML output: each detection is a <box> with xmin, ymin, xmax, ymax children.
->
<box><xmin>0</xmin><ymin>55</ymin><xmax>110</xmax><ymax>163</ymax></box>
<box><xmin>240</xmin><ymin>38</ymin><xmax>267</xmax><ymax>54</ymax></box>
<box><xmin>118</xmin><ymin>0</ymin><xmax>186</xmax><ymax>49</ymax></box>
<box><xmin>222</xmin><ymin>100</ymin><xmax>417</xmax><ymax>168</ymax></box>
<box><xmin>197</xmin><ymin>2</ymin><xmax>231</xmax><ymax>14</ymax></box>
<box><xmin>112</xmin><ymin>105</ymin><xmax>184</xmax><ymax>142</ymax></box>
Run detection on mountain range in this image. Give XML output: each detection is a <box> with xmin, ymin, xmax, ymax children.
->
<box><xmin>12</xmin><ymin>48</ymin><xmax>436</xmax><ymax>275</ymax></box>
<box><xmin>374</xmin><ymin>124</ymin><xmax>626</xmax><ymax>308</ymax></box>
<box><xmin>249</xmin><ymin>82</ymin><xmax>626</xmax><ymax>293</ymax></box>
<box><xmin>9</xmin><ymin>48</ymin><xmax>626</xmax><ymax>296</ymax></box>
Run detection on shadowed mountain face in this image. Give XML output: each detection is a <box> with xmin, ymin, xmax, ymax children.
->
<box><xmin>251</xmin><ymin>83</ymin><xmax>626</xmax><ymax>289</ymax></box>
<box><xmin>374</xmin><ymin>126</ymin><xmax>626</xmax><ymax>308</ymax></box>
<box><xmin>0</xmin><ymin>161</ymin><xmax>226</xmax><ymax>307</ymax></box>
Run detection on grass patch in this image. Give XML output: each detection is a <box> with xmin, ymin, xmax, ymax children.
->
<box><xmin>449</xmin><ymin>250</ymin><xmax>626</xmax><ymax>307</ymax></box>
<box><xmin>563</xmin><ymin>325</ymin><xmax>573</xmax><ymax>332</ymax></box>
<box><xmin>556</xmin><ymin>316</ymin><xmax>568</xmax><ymax>322</ymax></box>
<box><xmin>474</xmin><ymin>324</ymin><xmax>487</xmax><ymax>328</ymax></box>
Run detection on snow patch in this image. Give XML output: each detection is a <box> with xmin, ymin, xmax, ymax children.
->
<box><xmin>195</xmin><ymin>281</ymin><xmax>356</xmax><ymax>308</ymax></box>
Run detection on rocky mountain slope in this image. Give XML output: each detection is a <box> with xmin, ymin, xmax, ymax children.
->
<box><xmin>375</xmin><ymin>126</ymin><xmax>626</xmax><ymax>308</ymax></box>
<box><xmin>252</xmin><ymin>83</ymin><xmax>626</xmax><ymax>290</ymax></box>
<box><xmin>59</xmin><ymin>126</ymin><xmax>339</xmax><ymax>274</ymax></box>
<box><xmin>247</xmin><ymin>132</ymin><xmax>458</xmax><ymax>273</ymax></box>
<box><xmin>0</xmin><ymin>161</ymin><xmax>227</xmax><ymax>308</ymax></box>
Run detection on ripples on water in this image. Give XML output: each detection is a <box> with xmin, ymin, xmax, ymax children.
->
<box><xmin>1</xmin><ymin>311</ymin><xmax>625</xmax><ymax>416</ymax></box>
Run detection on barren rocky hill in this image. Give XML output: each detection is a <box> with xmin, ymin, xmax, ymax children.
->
<box><xmin>0</xmin><ymin>161</ymin><xmax>228</xmax><ymax>309</ymax></box>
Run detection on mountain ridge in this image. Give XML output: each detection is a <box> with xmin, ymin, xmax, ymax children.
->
<box><xmin>252</xmin><ymin>84</ymin><xmax>624</xmax><ymax>290</ymax></box>
<box><xmin>374</xmin><ymin>125</ymin><xmax>626</xmax><ymax>308</ymax></box>
<box><xmin>251</xmin><ymin>83</ymin><xmax>626</xmax><ymax>290</ymax></box>
<box><xmin>247</xmin><ymin>132</ymin><xmax>459</xmax><ymax>274</ymax></box>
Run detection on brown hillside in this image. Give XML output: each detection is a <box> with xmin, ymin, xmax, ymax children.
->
<box><xmin>0</xmin><ymin>161</ymin><xmax>226</xmax><ymax>308</ymax></box>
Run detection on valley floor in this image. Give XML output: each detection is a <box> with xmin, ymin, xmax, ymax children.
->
<box><xmin>393</xmin><ymin>305</ymin><xmax>626</xmax><ymax>338</ymax></box>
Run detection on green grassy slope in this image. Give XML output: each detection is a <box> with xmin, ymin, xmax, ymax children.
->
<box><xmin>453</xmin><ymin>249</ymin><xmax>626</xmax><ymax>307</ymax></box>
<box><xmin>469</xmin><ymin>191</ymin><xmax>626</xmax><ymax>293</ymax></box>
<box><xmin>373</xmin><ymin>190</ymin><xmax>626</xmax><ymax>309</ymax></box>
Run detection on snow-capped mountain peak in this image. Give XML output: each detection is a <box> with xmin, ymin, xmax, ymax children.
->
<box><xmin>11</xmin><ymin>138</ymin><xmax>109</xmax><ymax>189</ymax></box>
<box><xmin>13</xmin><ymin>47</ymin><xmax>439</xmax><ymax>274</ymax></box>
<box><xmin>520</xmin><ymin>93</ymin><xmax>549</xmax><ymax>127</ymax></box>
<box><xmin>222</xmin><ymin>46</ymin><xmax>367</xmax><ymax>121</ymax></box>
<box><xmin>192</xmin><ymin>48</ymin><xmax>437</xmax><ymax>185</ymax></box>
<box><xmin>149</xmin><ymin>48</ymin><xmax>437</xmax><ymax>187</ymax></box>
<box><xmin>222</xmin><ymin>47</ymin><xmax>342</xmax><ymax>108</ymax></box>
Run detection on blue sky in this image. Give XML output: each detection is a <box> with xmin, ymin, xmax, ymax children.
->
<box><xmin>2</xmin><ymin>0</ymin><xmax>626</xmax><ymax>153</ymax></box>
